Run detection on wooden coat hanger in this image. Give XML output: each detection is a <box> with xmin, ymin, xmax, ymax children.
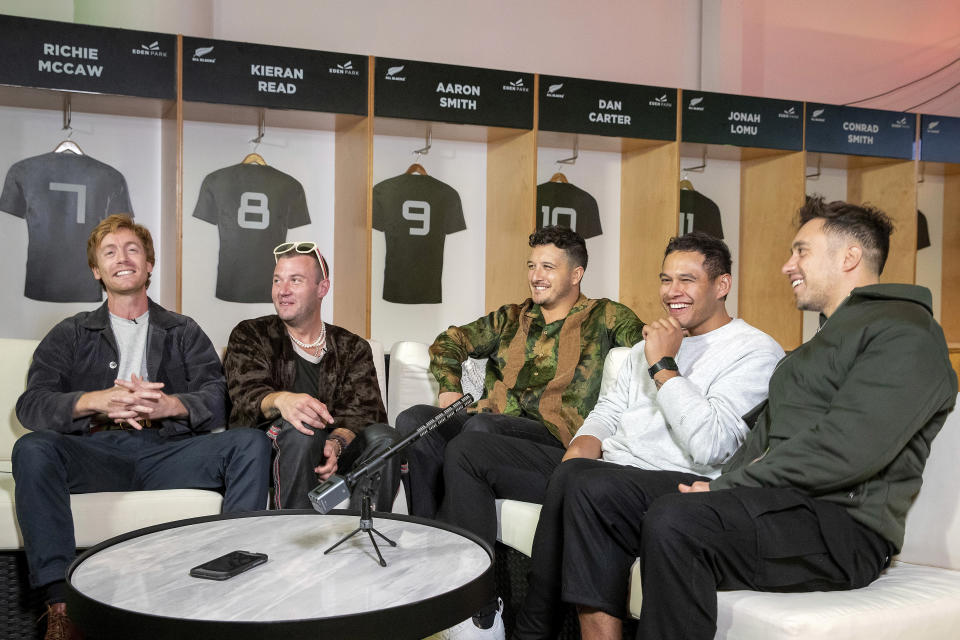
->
<box><xmin>405</xmin><ymin>162</ymin><xmax>427</xmax><ymax>175</ymax></box>
<box><xmin>242</xmin><ymin>152</ymin><xmax>267</xmax><ymax>165</ymax></box>
<box><xmin>550</xmin><ymin>172</ymin><xmax>568</xmax><ymax>183</ymax></box>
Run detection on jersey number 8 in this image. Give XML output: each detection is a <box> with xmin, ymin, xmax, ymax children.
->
<box><xmin>237</xmin><ymin>192</ymin><xmax>270</xmax><ymax>230</ymax></box>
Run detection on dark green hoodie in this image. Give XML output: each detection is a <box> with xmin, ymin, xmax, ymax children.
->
<box><xmin>712</xmin><ymin>284</ymin><xmax>957</xmax><ymax>551</ymax></box>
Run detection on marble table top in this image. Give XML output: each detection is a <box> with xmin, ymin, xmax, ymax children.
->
<box><xmin>70</xmin><ymin>512</ymin><xmax>491</xmax><ymax>623</ymax></box>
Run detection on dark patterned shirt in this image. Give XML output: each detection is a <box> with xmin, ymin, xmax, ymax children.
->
<box><xmin>430</xmin><ymin>295</ymin><xmax>644</xmax><ymax>445</ymax></box>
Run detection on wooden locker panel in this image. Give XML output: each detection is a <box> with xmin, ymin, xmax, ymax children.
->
<box><xmin>333</xmin><ymin>113</ymin><xmax>372</xmax><ymax>337</ymax></box>
<box><xmin>739</xmin><ymin>150</ymin><xmax>805</xmax><ymax>350</ymax></box>
<box><xmin>847</xmin><ymin>158</ymin><xmax>917</xmax><ymax>286</ymax></box>
<box><xmin>942</xmin><ymin>171</ymin><xmax>960</xmax><ymax>342</ymax></box>
<box><xmin>486</xmin><ymin>129</ymin><xmax>537</xmax><ymax>311</ymax></box>
<box><xmin>619</xmin><ymin>141</ymin><xmax>679</xmax><ymax>323</ymax></box>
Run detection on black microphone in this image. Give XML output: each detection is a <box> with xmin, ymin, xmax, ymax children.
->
<box><xmin>308</xmin><ymin>394</ymin><xmax>474</xmax><ymax>514</ymax></box>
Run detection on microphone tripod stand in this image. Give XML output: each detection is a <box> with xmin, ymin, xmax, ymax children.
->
<box><xmin>323</xmin><ymin>472</ymin><xmax>397</xmax><ymax>567</ymax></box>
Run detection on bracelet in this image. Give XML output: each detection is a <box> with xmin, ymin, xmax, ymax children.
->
<box><xmin>329</xmin><ymin>434</ymin><xmax>348</xmax><ymax>459</ymax></box>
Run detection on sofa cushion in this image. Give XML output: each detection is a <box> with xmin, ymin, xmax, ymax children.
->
<box><xmin>0</xmin><ymin>472</ymin><xmax>222</xmax><ymax>550</ymax></box>
<box><xmin>712</xmin><ymin>561</ymin><xmax>960</xmax><ymax>639</ymax></box>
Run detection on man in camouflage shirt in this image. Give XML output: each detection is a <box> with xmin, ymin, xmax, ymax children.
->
<box><xmin>395</xmin><ymin>226</ymin><xmax>644</xmax><ymax>519</ymax></box>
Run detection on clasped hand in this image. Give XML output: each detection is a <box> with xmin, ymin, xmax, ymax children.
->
<box><xmin>105</xmin><ymin>374</ymin><xmax>181</xmax><ymax>429</ymax></box>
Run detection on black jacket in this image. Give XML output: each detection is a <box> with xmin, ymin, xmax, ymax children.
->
<box><xmin>713</xmin><ymin>284</ymin><xmax>957</xmax><ymax>550</ymax></box>
<box><xmin>16</xmin><ymin>299</ymin><xmax>227</xmax><ymax>436</ymax></box>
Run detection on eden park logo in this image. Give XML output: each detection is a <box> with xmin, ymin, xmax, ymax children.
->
<box><xmin>502</xmin><ymin>77</ymin><xmax>530</xmax><ymax>93</ymax></box>
<box><xmin>132</xmin><ymin>41</ymin><xmax>167</xmax><ymax>57</ymax></box>
<box><xmin>890</xmin><ymin>116</ymin><xmax>911</xmax><ymax>130</ymax></box>
<box><xmin>648</xmin><ymin>93</ymin><xmax>672</xmax><ymax>108</ymax></box>
<box><xmin>778</xmin><ymin>106</ymin><xmax>799</xmax><ymax>119</ymax></box>
<box><xmin>329</xmin><ymin>59</ymin><xmax>360</xmax><ymax>76</ymax></box>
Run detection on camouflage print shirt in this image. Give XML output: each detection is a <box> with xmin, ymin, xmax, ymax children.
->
<box><xmin>430</xmin><ymin>294</ymin><xmax>644</xmax><ymax>446</ymax></box>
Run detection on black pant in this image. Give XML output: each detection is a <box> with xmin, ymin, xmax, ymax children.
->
<box><xmin>558</xmin><ymin>465</ymin><xmax>891</xmax><ymax>640</ymax></box>
<box><xmin>513</xmin><ymin>459</ymin><xmax>705</xmax><ymax>639</ymax></box>
<box><xmin>12</xmin><ymin>428</ymin><xmax>271</xmax><ymax>589</ymax></box>
<box><xmin>270</xmin><ymin>420</ymin><xmax>401</xmax><ymax>511</ymax></box>
<box><xmin>396</xmin><ymin>404</ymin><xmax>560</xmax><ymax>518</ymax></box>
<box><xmin>440</xmin><ymin>432</ymin><xmax>564</xmax><ymax>547</ymax></box>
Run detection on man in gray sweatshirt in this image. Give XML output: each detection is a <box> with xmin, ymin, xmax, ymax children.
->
<box><xmin>438</xmin><ymin>232</ymin><xmax>783</xmax><ymax>640</ymax></box>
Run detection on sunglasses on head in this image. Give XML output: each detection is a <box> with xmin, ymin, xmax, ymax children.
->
<box><xmin>273</xmin><ymin>242</ymin><xmax>329</xmax><ymax>281</ymax></box>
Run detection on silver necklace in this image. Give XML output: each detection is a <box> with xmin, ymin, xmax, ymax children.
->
<box><xmin>290</xmin><ymin>322</ymin><xmax>327</xmax><ymax>356</ymax></box>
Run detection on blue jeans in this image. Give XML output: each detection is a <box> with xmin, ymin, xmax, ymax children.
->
<box><xmin>12</xmin><ymin>428</ymin><xmax>271</xmax><ymax>589</ymax></box>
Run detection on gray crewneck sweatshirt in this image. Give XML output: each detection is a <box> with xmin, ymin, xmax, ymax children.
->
<box><xmin>574</xmin><ymin>318</ymin><xmax>784</xmax><ymax>479</ymax></box>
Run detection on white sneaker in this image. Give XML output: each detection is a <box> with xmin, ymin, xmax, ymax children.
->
<box><xmin>429</xmin><ymin>598</ymin><xmax>505</xmax><ymax>640</ymax></box>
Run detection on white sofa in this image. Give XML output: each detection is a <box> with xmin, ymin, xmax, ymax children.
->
<box><xmin>0</xmin><ymin>337</ymin><xmax>391</xmax><ymax>550</ymax></box>
<box><xmin>388</xmin><ymin>340</ymin><xmax>960</xmax><ymax>639</ymax></box>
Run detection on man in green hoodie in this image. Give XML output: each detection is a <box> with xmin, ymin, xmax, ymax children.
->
<box><xmin>557</xmin><ymin>196</ymin><xmax>957</xmax><ymax>640</ymax></box>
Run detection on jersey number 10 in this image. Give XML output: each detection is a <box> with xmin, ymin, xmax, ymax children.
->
<box><xmin>541</xmin><ymin>206</ymin><xmax>577</xmax><ymax>231</ymax></box>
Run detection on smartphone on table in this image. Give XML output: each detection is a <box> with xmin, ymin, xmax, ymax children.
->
<box><xmin>189</xmin><ymin>550</ymin><xmax>268</xmax><ymax>581</ymax></box>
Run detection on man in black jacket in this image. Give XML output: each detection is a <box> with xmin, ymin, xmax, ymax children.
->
<box><xmin>13</xmin><ymin>215</ymin><xmax>270</xmax><ymax>640</ymax></box>
<box><xmin>551</xmin><ymin>197</ymin><xmax>957</xmax><ymax>640</ymax></box>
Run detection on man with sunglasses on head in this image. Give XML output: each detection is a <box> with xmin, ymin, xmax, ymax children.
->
<box><xmin>13</xmin><ymin>214</ymin><xmax>271</xmax><ymax>640</ymax></box>
<box><xmin>224</xmin><ymin>241</ymin><xmax>400</xmax><ymax>511</ymax></box>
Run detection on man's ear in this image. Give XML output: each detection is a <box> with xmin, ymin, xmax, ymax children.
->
<box><xmin>571</xmin><ymin>265</ymin><xmax>584</xmax><ymax>286</ymax></box>
<box><xmin>715</xmin><ymin>273</ymin><xmax>732</xmax><ymax>299</ymax></box>
<box><xmin>318</xmin><ymin>278</ymin><xmax>331</xmax><ymax>299</ymax></box>
<box><xmin>842</xmin><ymin>245</ymin><xmax>863</xmax><ymax>273</ymax></box>
<box><xmin>92</xmin><ymin>266</ymin><xmax>102</xmax><ymax>282</ymax></box>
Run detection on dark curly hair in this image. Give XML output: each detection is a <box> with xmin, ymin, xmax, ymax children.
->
<box><xmin>528</xmin><ymin>225</ymin><xmax>588</xmax><ymax>270</ymax></box>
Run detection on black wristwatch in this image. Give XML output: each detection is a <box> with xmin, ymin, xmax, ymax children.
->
<box><xmin>648</xmin><ymin>356</ymin><xmax>679</xmax><ymax>379</ymax></box>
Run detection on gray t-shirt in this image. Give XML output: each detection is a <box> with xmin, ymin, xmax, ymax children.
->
<box><xmin>0</xmin><ymin>151</ymin><xmax>133</xmax><ymax>302</ymax></box>
<box><xmin>193</xmin><ymin>163</ymin><xmax>311</xmax><ymax>303</ymax></box>
<box><xmin>110</xmin><ymin>310</ymin><xmax>150</xmax><ymax>382</ymax></box>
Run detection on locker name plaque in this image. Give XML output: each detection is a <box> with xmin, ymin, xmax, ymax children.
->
<box><xmin>538</xmin><ymin>76</ymin><xmax>676</xmax><ymax>140</ymax></box>
<box><xmin>806</xmin><ymin>104</ymin><xmax>915</xmax><ymax>159</ymax></box>
<box><xmin>919</xmin><ymin>114</ymin><xmax>960</xmax><ymax>164</ymax></box>
<box><xmin>681</xmin><ymin>90</ymin><xmax>803</xmax><ymax>150</ymax></box>
<box><xmin>374</xmin><ymin>58</ymin><xmax>533</xmax><ymax>129</ymax></box>
<box><xmin>183</xmin><ymin>37</ymin><xmax>367</xmax><ymax>114</ymax></box>
<box><xmin>0</xmin><ymin>15</ymin><xmax>175</xmax><ymax>99</ymax></box>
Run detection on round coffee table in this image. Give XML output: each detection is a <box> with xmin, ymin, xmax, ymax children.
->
<box><xmin>66</xmin><ymin>510</ymin><xmax>494</xmax><ymax>639</ymax></box>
